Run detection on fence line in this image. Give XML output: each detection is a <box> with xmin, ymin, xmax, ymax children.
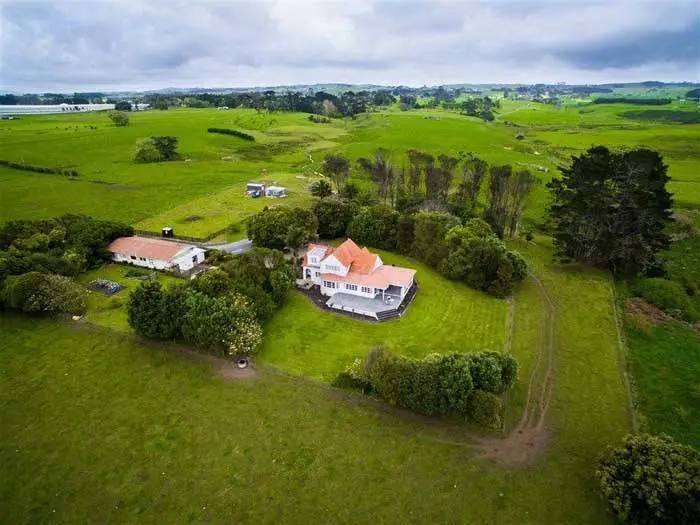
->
<box><xmin>132</xmin><ymin>225</ymin><xmax>236</xmax><ymax>244</ymax></box>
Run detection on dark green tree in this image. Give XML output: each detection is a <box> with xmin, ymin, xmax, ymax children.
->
<box><xmin>310</xmin><ymin>179</ymin><xmax>333</xmax><ymax>198</ymax></box>
<box><xmin>312</xmin><ymin>198</ymin><xmax>354</xmax><ymax>239</ymax></box>
<box><xmin>322</xmin><ymin>154</ymin><xmax>350</xmax><ymax>193</ymax></box>
<box><xmin>548</xmin><ymin>146</ymin><xmax>673</xmax><ymax>276</ymax></box>
<box><xmin>597</xmin><ymin>434</ymin><xmax>700</xmax><ymax>524</ymax></box>
<box><xmin>246</xmin><ymin>206</ymin><xmax>318</xmax><ymax>251</ymax></box>
<box><xmin>411</xmin><ymin>211</ymin><xmax>461</xmax><ymax>268</ymax></box>
<box><xmin>346</xmin><ymin>205</ymin><xmax>399</xmax><ymax>251</ymax></box>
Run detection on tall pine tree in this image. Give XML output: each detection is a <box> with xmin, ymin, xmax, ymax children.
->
<box><xmin>548</xmin><ymin>146</ymin><xmax>673</xmax><ymax>276</ymax></box>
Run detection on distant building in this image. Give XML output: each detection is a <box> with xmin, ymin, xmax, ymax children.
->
<box><xmin>107</xmin><ymin>236</ymin><xmax>205</xmax><ymax>273</ymax></box>
<box><xmin>246</xmin><ymin>182</ymin><xmax>265</xmax><ymax>197</ymax></box>
<box><xmin>265</xmin><ymin>186</ymin><xmax>288</xmax><ymax>198</ymax></box>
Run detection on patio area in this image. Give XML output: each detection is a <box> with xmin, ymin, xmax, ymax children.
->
<box><xmin>326</xmin><ymin>292</ymin><xmax>400</xmax><ymax>316</ymax></box>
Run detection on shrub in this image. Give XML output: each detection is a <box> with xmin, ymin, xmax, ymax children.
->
<box><xmin>207</xmin><ymin>128</ymin><xmax>255</xmax><ymax>141</ymax></box>
<box><xmin>632</xmin><ymin>278</ymin><xmax>698</xmax><ymax>322</ymax></box>
<box><xmin>107</xmin><ymin>110</ymin><xmax>129</xmax><ymax>127</ymax></box>
<box><xmin>133</xmin><ymin>138</ymin><xmax>164</xmax><ymax>163</ymax></box>
<box><xmin>597</xmin><ymin>434</ymin><xmax>700</xmax><ymax>524</ymax></box>
<box><xmin>133</xmin><ymin>136</ymin><xmax>179</xmax><ymax>163</ymax></box>
<box><xmin>2</xmin><ymin>272</ymin><xmax>86</xmax><ymax>315</ymax></box>
<box><xmin>114</xmin><ymin>101</ymin><xmax>132</xmax><ymax>111</ymax></box>
<box><xmin>310</xmin><ymin>179</ymin><xmax>333</xmax><ymax>198</ymax></box>
<box><xmin>468</xmin><ymin>391</ymin><xmax>503</xmax><ymax>429</ymax></box>
<box><xmin>332</xmin><ymin>358</ymin><xmax>373</xmax><ymax>392</ymax></box>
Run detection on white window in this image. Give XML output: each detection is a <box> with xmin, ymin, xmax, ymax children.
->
<box><xmin>325</xmin><ymin>264</ymin><xmax>340</xmax><ymax>272</ymax></box>
<box><xmin>310</xmin><ymin>257</ymin><xmax>317</xmax><ymax>264</ymax></box>
<box><xmin>361</xmin><ymin>286</ymin><xmax>371</xmax><ymax>294</ymax></box>
<box><xmin>315</xmin><ymin>271</ymin><xmax>320</xmax><ymax>277</ymax></box>
<box><xmin>323</xmin><ymin>281</ymin><xmax>336</xmax><ymax>289</ymax></box>
<box><xmin>345</xmin><ymin>284</ymin><xmax>358</xmax><ymax>291</ymax></box>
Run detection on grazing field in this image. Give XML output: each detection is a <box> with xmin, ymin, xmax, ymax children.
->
<box><xmin>0</xmin><ymin>109</ymin><xmax>345</xmax><ymax>233</ymax></box>
<box><xmin>0</xmin><ymin>234</ymin><xmax>629</xmax><ymax>525</ymax></box>
<box><xmin>259</xmin><ymin>249</ymin><xmax>509</xmax><ymax>381</ymax></box>
<box><xmin>627</xmin><ymin>323</ymin><xmax>700</xmax><ymax>449</ymax></box>
<box><xmin>1</xmin><ymin>98</ymin><xmax>694</xmax><ymax>523</ymax></box>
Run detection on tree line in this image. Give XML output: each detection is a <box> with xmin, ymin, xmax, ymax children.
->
<box><xmin>322</xmin><ymin>150</ymin><xmax>537</xmax><ymax>239</ymax></box>
<box><xmin>0</xmin><ymin>215</ymin><xmax>134</xmax><ymax>315</ymax></box>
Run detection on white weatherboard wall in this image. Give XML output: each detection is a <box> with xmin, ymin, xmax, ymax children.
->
<box><xmin>112</xmin><ymin>247</ymin><xmax>205</xmax><ymax>271</ymax></box>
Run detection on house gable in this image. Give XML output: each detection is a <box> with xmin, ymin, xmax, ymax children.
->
<box><xmin>320</xmin><ymin>254</ymin><xmax>348</xmax><ymax>276</ymax></box>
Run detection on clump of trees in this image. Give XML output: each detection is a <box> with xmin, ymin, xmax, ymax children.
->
<box><xmin>246</xmin><ymin>206</ymin><xmax>318</xmax><ymax>254</ymax></box>
<box><xmin>0</xmin><ymin>215</ymin><xmax>133</xmax><ymax>284</ymax></box>
<box><xmin>0</xmin><ymin>159</ymin><xmax>78</xmax><ymax>177</ymax></box>
<box><xmin>460</xmin><ymin>96</ymin><xmax>500</xmax><ymax>121</ymax></box>
<box><xmin>548</xmin><ymin>146</ymin><xmax>673</xmax><ymax>276</ymax></box>
<box><xmin>107</xmin><ymin>110</ymin><xmax>129</xmax><ymax>127</ymax></box>
<box><xmin>0</xmin><ymin>215</ymin><xmax>132</xmax><ymax>317</ymax></box>
<box><xmin>334</xmin><ymin>346</ymin><xmax>518</xmax><ymax>428</ymax></box>
<box><xmin>127</xmin><ymin>247</ymin><xmax>295</xmax><ymax>357</ymax></box>
<box><xmin>207</xmin><ymin>128</ymin><xmax>255</xmax><ymax>141</ymax></box>
<box><xmin>114</xmin><ymin>101</ymin><xmax>132</xmax><ymax>111</ymax></box>
<box><xmin>597</xmin><ymin>434</ymin><xmax>700</xmax><ymax>524</ymax></box>
<box><xmin>134</xmin><ymin>136</ymin><xmax>180</xmax><ymax>163</ymax></box>
<box><xmin>441</xmin><ymin>219</ymin><xmax>528</xmax><ymax>297</ymax></box>
<box><xmin>2</xmin><ymin>271</ymin><xmax>86</xmax><ymax>315</ymax></box>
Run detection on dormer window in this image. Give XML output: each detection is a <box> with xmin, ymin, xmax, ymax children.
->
<box><xmin>310</xmin><ymin>257</ymin><xmax>317</xmax><ymax>264</ymax></box>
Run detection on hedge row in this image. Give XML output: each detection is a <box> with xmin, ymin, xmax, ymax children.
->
<box><xmin>0</xmin><ymin>159</ymin><xmax>78</xmax><ymax>177</ymax></box>
<box><xmin>207</xmin><ymin>128</ymin><xmax>255</xmax><ymax>141</ymax></box>
<box><xmin>593</xmin><ymin>97</ymin><xmax>671</xmax><ymax>106</ymax></box>
<box><xmin>335</xmin><ymin>347</ymin><xmax>518</xmax><ymax>428</ymax></box>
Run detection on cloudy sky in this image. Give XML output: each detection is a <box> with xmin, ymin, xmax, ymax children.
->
<box><xmin>1</xmin><ymin>0</ymin><xmax>699</xmax><ymax>92</ymax></box>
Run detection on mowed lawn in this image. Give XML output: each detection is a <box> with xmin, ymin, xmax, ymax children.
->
<box><xmin>627</xmin><ymin>323</ymin><xmax>700</xmax><ymax>449</ymax></box>
<box><xmin>259</xmin><ymin>250</ymin><xmax>509</xmax><ymax>381</ymax></box>
<box><xmin>0</xmin><ymin>235</ymin><xmax>629</xmax><ymax>524</ymax></box>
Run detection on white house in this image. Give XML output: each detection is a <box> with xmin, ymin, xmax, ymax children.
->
<box><xmin>302</xmin><ymin>239</ymin><xmax>416</xmax><ymax>319</ymax></box>
<box><xmin>107</xmin><ymin>236</ymin><xmax>206</xmax><ymax>273</ymax></box>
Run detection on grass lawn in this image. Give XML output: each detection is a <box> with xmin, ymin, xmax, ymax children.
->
<box><xmin>259</xmin><ymin>249</ymin><xmax>509</xmax><ymax>381</ymax></box>
<box><xmin>627</xmin><ymin>323</ymin><xmax>700</xmax><ymax>449</ymax></box>
<box><xmin>75</xmin><ymin>264</ymin><xmax>183</xmax><ymax>331</ymax></box>
<box><xmin>0</xmin><ymin>239</ymin><xmax>629</xmax><ymax>525</ymax></box>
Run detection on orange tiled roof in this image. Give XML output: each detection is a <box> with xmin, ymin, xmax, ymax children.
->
<box><xmin>332</xmin><ymin>238</ymin><xmax>361</xmax><ymax>267</ymax></box>
<box><xmin>107</xmin><ymin>236</ymin><xmax>193</xmax><ymax>261</ymax></box>
<box><xmin>321</xmin><ymin>265</ymin><xmax>415</xmax><ymax>289</ymax></box>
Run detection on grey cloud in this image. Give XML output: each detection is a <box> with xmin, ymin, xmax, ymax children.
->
<box><xmin>554</xmin><ymin>20</ymin><xmax>700</xmax><ymax>70</ymax></box>
<box><xmin>1</xmin><ymin>0</ymin><xmax>698</xmax><ymax>92</ymax></box>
